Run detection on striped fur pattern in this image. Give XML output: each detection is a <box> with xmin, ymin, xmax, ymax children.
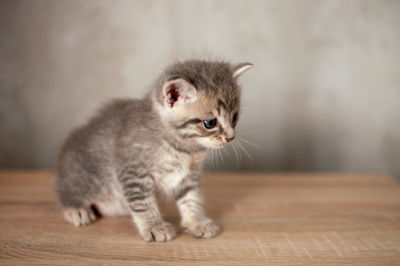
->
<box><xmin>56</xmin><ymin>59</ymin><xmax>252</xmax><ymax>242</ymax></box>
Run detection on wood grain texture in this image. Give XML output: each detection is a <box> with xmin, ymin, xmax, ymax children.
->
<box><xmin>0</xmin><ymin>171</ymin><xmax>399</xmax><ymax>265</ymax></box>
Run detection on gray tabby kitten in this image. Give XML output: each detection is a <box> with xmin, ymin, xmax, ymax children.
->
<box><xmin>56</xmin><ymin>59</ymin><xmax>252</xmax><ymax>242</ymax></box>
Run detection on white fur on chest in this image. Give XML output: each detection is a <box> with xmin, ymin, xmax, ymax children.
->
<box><xmin>154</xmin><ymin>148</ymin><xmax>191</xmax><ymax>195</ymax></box>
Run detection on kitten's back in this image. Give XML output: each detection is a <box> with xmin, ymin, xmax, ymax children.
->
<box><xmin>56</xmin><ymin>98</ymin><xmax>157</xmax><ymax>198</ymax></box>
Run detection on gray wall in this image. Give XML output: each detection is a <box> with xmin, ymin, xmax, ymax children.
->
<box><xmin>1</xmin><ymin>0</ymin><xmax>399</xmax><ymax>174</ymax></box>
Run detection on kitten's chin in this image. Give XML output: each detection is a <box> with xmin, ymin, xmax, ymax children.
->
<box><xmin>196</xmin><ymin>138</ymin><xmax>226</xmax><ymax>149</ymax></box>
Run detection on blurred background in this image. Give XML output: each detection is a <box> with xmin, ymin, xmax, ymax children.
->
<box><xmin>1</xmin><ymin>0</ymin><xmax>399</xmax><ymax>176</ymax></box>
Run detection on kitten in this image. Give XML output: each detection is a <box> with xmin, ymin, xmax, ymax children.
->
<box><xmin>56</xmin><ymin>59</ymin><xmax>252</xmax><ymax>242</ymax></box>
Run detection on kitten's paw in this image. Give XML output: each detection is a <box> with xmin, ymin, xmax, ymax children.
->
<box><xmin>63</xmin><ymin>207</ymin><xmax>97</xmax><ymax>226</ymax></box>
<box><xmin>141</xmin><ymin>222</ymin><xmax>176</xmax><ymax>242</ymax></box>
<box><xmin>183</xmin><ymin>220</ymin><xmax>220</xmax><ymax>239</ymax></box>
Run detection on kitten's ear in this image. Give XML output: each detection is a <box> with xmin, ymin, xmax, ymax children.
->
<box><xmin>232</xmin><ymin>63</ymin><xmax>253</xmax><ymax>78</ymax></box>
<box><xmin>162</xmin><ymin>78</ymin><xmax>197</xmax><ymax>108</ymax></box>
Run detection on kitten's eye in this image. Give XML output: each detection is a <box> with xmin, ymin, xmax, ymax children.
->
<box><xmin>232</xmin><ymin>112</ymin><xmax>238</xmax><ymax>124</ymax></box>
<box><xmin>203</xmin><ymin>118</ymin><xmax>217</xmax><ymax>129</ymax></box>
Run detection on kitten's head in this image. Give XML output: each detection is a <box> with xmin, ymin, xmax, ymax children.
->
<box><xmin>153</xmin><ymin>60</ymin><xmax>252</xmax><ymax>149</ymax></box>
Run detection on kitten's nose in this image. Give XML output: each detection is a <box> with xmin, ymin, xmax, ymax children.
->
<box><xmin>226</xmin><ymin>136</ymin><xmax>235</xmax><ymax>143</ymax></box>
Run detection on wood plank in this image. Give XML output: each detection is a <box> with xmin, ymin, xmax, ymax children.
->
<box><xmin>0</xmin><ymin>171</ymin><xmax>399</xmax><ymax>265</ymax></box>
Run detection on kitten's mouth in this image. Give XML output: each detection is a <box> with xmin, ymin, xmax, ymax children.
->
<box><xmin>214</xmin><ymin>143</ymin><xmax>227</xmax><ymax>149</ymax></box>
<box><xmin>196</xmin><ymin>138</ymin><xmax>229</xmax><ymax>149</ymax></box>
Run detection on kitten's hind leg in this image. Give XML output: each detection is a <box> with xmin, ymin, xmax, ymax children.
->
<box><xmin>57</xmin><ymin>172</ymin><xmax>101</xmax><ymax>226</ymax></box>
<box><xmin>62</xmin><ymin>206</ymin><xmax>98</xmax><ymax>226</ymax></box>
<box><xmin>57</xmin><ymin>188</ymin><xmax>99</xmax><ymax>226</ymax></box>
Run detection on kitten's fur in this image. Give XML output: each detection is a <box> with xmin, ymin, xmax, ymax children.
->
<box><xmin>56</xmin><ymin>59</ymin><xmax>252</xmax><ymax>242</ymax></box>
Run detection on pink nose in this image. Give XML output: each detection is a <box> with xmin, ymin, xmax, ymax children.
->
<box><xmin>226</xmin><ymin>136</ymin><xmax>235</xmax><ymax>143</ymax></box>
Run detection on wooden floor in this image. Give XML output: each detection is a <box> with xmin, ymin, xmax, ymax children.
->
<box><xmin>0</xmin><ymin>171</ymin><xmax>399</xmax><ymax>265</ymax></box>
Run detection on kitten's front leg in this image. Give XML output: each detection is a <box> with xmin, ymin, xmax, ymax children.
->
<box><xmin>175</xmin><ymin>175</ymin><xmax>219</xmax><ymax>238</ymax></box>
<box><xmin>118</xmin><ymin>172</ymin><xmax>176</xmax><ymax>242</ymax></box>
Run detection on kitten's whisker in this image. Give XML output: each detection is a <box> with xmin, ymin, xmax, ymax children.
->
<box><xmin>217</xmin><ymin>148</ymin><xmax>224</xmax><ymax>169</ymax></box>
<box><xmin>237</xmin><ymin>142</ymin><xmax>243</xmax><ymax>165</ymax></box>
<box><xmin>218</xmin><ymin>149</ymin><xmax>223</xmax><ymax>170</ymax></box>
<box><xmin>221</xmin><ymin>145</ymin><xmax>235</xmax><ymax>169</ymax></box>
<box><xmin>232</xmin><ymin>142</ymin><xmax>240</xmax><ymax>168</ymax></box>
<box><xmin>237</xmin><ymin>136</ymin><xmax>264</xmax><ymax>151</ymax></box>
<box><xmin>237</xmin><ymin>139</ymin><xmax>255</xmax><ymax>164</ymax></box>
<box><xmin>211</xmin><ymin>148</ymin><xmax>221</xmax><ymax>171</ymax></box>
<box><xmin>233</xmin><ymin>142</ymin><xmax>242</xmax><ymax>165</ymax></box>
<box><xmin>212</xmin><ymin>148</ymin><xmax>217</xmax><ymax>170</ymax></box>
<box><xmin>229</xmin><ymin>144</ymin><xmax>236</xmax><ymax>167</ymax></box>
<box><xmin>210</xmin><ymin>148</ymin><xmax>217</xmax><ymax>171</ymax></box>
